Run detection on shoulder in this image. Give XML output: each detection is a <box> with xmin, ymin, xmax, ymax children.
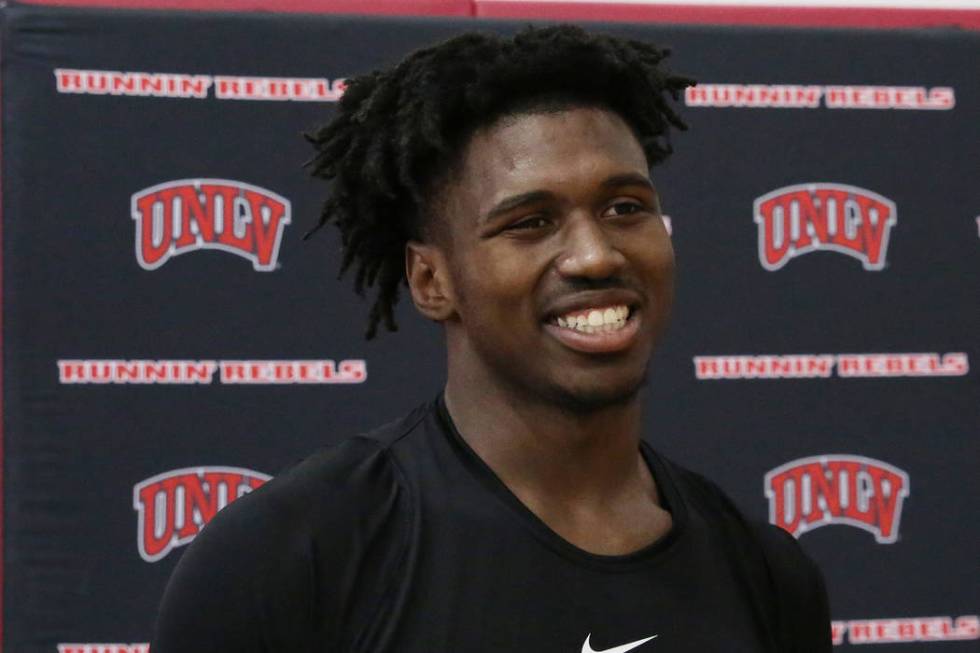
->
<box><xmin>221</xmin><ymin>400</ymin><xmax>432</xmax><ymax>535</ymax></box>
<box><xmin>152</xmin><ymin>405</ymin><xmax>431</xmax><ymax>652</ymax></box>
<box><xmin>752</xmin><ymin>523</ymin><xmax>833</xmax><ymax>651</ymax></box>
<box><xmin>193</xmin><ymin>403</ymin><xmax>434</xmax><ymax>566</ymax></box>
<box><xmin>654</xmin><ymin>454</ymin><xmax>831</xmax><ymax>651</ymax></box>
<box><xmin>662</xmin><ymin>457</ymin><xmax>825</xmax><ymax>590</ymax></box>
<box><xmin>654</xmin><ymin>453</ymin><xmax>745</xmax><ymax>518</ymax></box>
<box><xmin>662</xmin><ymin>454</ymin><xmax>827</xmax><ymax>583</ymax></box>
<box><xmin>750</xmin><ymin>521</ymin><xmax>823</xmax><ymax>582</ymax></box>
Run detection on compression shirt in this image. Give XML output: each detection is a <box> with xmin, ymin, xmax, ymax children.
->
<box><xmin>152</xmin><ymin>396</ymin><xmax>831</xmax><ymax>652</ymax></box>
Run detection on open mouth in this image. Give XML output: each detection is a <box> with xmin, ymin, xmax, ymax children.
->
<box><xmin>550</xmin><ymin>304</ymin><xmax>633</xmax><ymax>334</ymax></box>
<box><xmin>544</xmin><ymin>303</ymin><xmax>641</xmax><ymax>354</ymax></box>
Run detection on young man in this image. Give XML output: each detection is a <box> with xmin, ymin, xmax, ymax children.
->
<box><xmin>152</xmin><ymin>26</ymin><xmax>831</xmax><ymax>652</ymax></box>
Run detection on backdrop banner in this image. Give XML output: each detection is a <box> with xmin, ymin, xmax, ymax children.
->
<box><xmin>2</xmin><ymin>2</ymin><xmax>977</xmax><ymax>651</ymax></box>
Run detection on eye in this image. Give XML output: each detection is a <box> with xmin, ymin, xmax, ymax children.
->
<box><xmin>506</xmin><ymin>216</ymin><xmax>551</xmax><ymax>231</ymax></box>
<box><xmin>603</xmin><ymin>201</ymin><xmax>646</xmax><ymax>217</ymax></box>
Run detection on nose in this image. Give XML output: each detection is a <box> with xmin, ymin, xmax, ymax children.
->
<box><xmin>555</xmin><ymin>213</ymin><xmax>626</xmax><ymax>280</ymax></box>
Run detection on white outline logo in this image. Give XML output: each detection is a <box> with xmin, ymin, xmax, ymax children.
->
<box><xmin>582</xmin><ymin>634</ymin><xmax>658</xmax><ymax>653</ymax></box>
<box><xmin>765</xmin><ymin>454</ymin><xmax>909</xmax><ymax>543</ymax></box>
<box><xmin>754</xmin><ymin>183</ymin><xmax>896</xmax><ymax>271</ymax></box>
<box><xmin>131</xmin><ymin>178</ymin><xmax>291</xmax><ymax>271</ymax></box>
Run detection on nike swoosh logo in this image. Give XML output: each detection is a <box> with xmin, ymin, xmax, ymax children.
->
<box><xmin>581</xmin><ymin>633</ymin><xmax>658</xmax><ymax>653</ymax></box>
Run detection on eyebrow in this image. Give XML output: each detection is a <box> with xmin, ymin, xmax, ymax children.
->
<box><xmin>601</xmin><ymin>172</ymin><xmax>656</xmax><ymax>193</ymax></box>
<box><xmin>481</xmin><ymin>190</ymin><xmax>555</xmax><ymax>224</ymax></box>
<box><xmin>480</xmin><ymin>173</ymin><xmax>655</xmax><ymax>225</ymax></box>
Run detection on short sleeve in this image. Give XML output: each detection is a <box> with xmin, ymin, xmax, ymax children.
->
<box><xmin>150</xmin><ymin>483</ymin><xmax>315</xmax><ymax>653</ymax></box>
<box><xmin>150</xmin><ymin>436</ymin><xmax>406</xmax><ymax>653</ymax></box>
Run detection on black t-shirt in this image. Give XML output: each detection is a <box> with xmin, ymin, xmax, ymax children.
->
<box><xmin>152</xmin><ymin>397</ymin><xmax>831</xmax><ymax>652</ymax></box>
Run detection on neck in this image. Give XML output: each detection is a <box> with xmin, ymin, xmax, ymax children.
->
<box><xmin>443</xmin><ymin>355</ymin><xmax>648</xmax><ymax>508</ymax></box>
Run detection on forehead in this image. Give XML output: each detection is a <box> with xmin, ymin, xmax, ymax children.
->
<box><xmin>437</xmin><ymin>107</ymin><xmax>650</xmax><ymax>220</ymax></box>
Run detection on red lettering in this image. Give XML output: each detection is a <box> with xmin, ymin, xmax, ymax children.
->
<box><xmin>185</xmin><ymin>362</ymin><xmax>215</xmax><ymax>381</ymax></box>
<box><xmin>216</xmin><ymin>78</ymin><xmax>239</xmax><ymax>97</ymax></box>
<box><xmin>216</xmin><ymin>185</ymin><xmax>254</xmax><ymax>253</ymax></box>
<box><xmin>853</xmin><ymin>194</ymin><xmax>893</xmax><ymax>266</ymax></box>
<box><xmin>134</xmin><ymin>191</ymin><xmax>173</xmax><ymax>268</ymax></box>
<box><xmin>58</xmin><ymin>361</ymin><xmax>86</xmax><ymax>382</ymax></box>
<box><xmin>841</xmin><ymin>460</ymin><xmax>875</xmax><ymax>527</ymax></box>
<box><xmin>244</xmin><ymin>188</ymin><xmax>290</xmax><ymax>268</ymax></box>
<box><xmin>337</xmin><ymin>359</ymin><xmax>355</xmax><ymax>380</ymax></box>
<box><xmin>694</xmin><ymin>357</ymin><xmax>719</xmax><ymax>379</ymax></box>
<box><xmin>84</xmin><ymin>71</ymin><xmax>109</xmax><ymax>93</ymax></box>
<box><xmin>793</xmin><ymin>189</ymin><xmax>828</xmax><ymax>250</ymax></box>
<box><xmin>182</xmin><ymin>76</ymin><xmax>209</xmax><ymax>98</ymax></box>
<box><xmin>112</xmin><ymin>75</ymin><xmax>136</xmax><ymax>94</ymax></box>
<box><xmin>806</xmin><ymin>356</ymin><xmax>834</xmax><ymax>377</ymax></box>
<box><xmin>954</xmin><ymin>615</ymin><xmax>980</xmax><ymax>638</ymax></box>
<box><xmin>849</xmin><ymin>622</ymin><xmax>873</xmax><ymax>642</ymax></box>
<box><xmin>767</xmin><ymin>466</ymin><xmax>807</xmax><ymax>535</ymax></box>
<box><xmin>221</xmin><ymin>362</ymin><xmax>246</xmax><ymax>382</ymax></box>
<box><xmin>930</xmin><ymin>87</ymin><xmax>955</xmax><ymax>109</ymax></box>
<box><xmin>177</xmin><ymin>471</ymin><xmax>248</xmax><ymax>538</ymax></box>
<box><xmin>866</xmin><ymin>465</ymin><xmax>906</xmax><ymax>540</ymax></box>
<box><xmin>116</xmin><ymin>361</ymin><xmax>142</xmax><ymax>381</ymax></box>
<box><xmin>831</xmin><ymin>622</ymin><xmax>847</xmax><ymax>645</ymax></box>
<box><xmin>177</xmin><ymin>473</ymin><xmax>217</xmax><ymax>539</ymax></box>
<box><xmin>831</xmin><ymin>193</ymin><xmax>865</xmax><ymax>253</ymax></box>
<box><xmin>898</xmin><ymin>621</ymin><xmax>916</xmax><ymax>640</ymax></box>
<box><xmin>756</xmin><ymin>195</ymin><xmax>792</xmax><ymax>268</ymax></box>
<box><xmin>144</xmin><ymin>362</ymin><xmax>170</xmax><ymax>381</ymax></box>
<box><xmin>172</xmin><ymin>185</ymin><xmax>216</xmax><ymax>249</ymax></box>
<box><xmin>55</xmin><ymin>69</ymin><xmax>84</xmax><ymax>92</ymax></box>
<box><xmin>137</xmin><ymin>477</ymin><xmax>179</xmax><ymax>560</ymax></box>
<box><xmin>804</xmin><ymin>462</ymin><xmax>843</xmax><ymax>527</ymax></box>
<box><xmin>796</xmin><ymin>86</ymin><xmax>822</xmax><ymax>107</ymax></box>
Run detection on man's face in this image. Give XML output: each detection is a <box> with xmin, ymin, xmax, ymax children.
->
<box><xmin>432</xmin><ymin>107</ymin><xmax>674</xmax><ymax>411</ymax></box>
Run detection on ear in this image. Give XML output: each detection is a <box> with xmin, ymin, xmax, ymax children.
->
<box><xmin>405</xmin><ymin>240</ymin><xmax>456</xmax><ymax>322</ymax></box>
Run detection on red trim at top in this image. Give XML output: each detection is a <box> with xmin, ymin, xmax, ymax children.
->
<box><xmin>475</xmin><ymin>2</ymin><xmax>980</xmax><ymax>29</ymax></box>
<box><xmin>18</xmin><ymin>0</ymin><xmax>980</xmax><ymax>28</ymax></box>
<box><xmin>21</xmin><ymin>0</ymin><xmax>474</xmax><ymax>16</ymax></box>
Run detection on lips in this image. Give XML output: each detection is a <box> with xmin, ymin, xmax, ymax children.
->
<box><xmin>542</xmin><ymin>291</ymin><xmax>644</xmax><ymax>354</ymax></box>
<box><xmin>543</xmin><ymin>310</ymin><xmax>641</xmax><ymax>354</ymax></box>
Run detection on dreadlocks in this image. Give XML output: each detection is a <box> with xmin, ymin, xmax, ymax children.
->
<box><xmin>305</xmin><ymin>24</ymin><xmax>694</xmax><ymax>339</ymax></box>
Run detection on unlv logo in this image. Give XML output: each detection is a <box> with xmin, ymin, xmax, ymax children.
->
<box><xmin>754</xmin><ymin>183</ymin><xmax>896</xmax><ymax>270</ymax></box>
<box><xmin>765</xmin><ymin>455</ymin><xmax>909</xmax><ymax>543</ymax></box>
<box><xmin>131</xmin><ymin>179</ymin><xmax>291</xmax><ymax>270</ymax></box>
<box><xmin>133</xmin><ymin>466</ymin><xmax>270</xmax><ymax>562</ymax></box>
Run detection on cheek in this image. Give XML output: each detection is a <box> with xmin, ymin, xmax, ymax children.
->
<box><xmin>626</xmin><ymin>229</ymin><xmax>674</xmax><ymax>278</ymax></box>
<box><xmin>656</xmin><ymin>252</ymin><xmax>676</xmax><ymax>310</ymax></box>
<box><xmin>450</xmin><ymin>245</ymin><xmax>541</xmax><ymax>319</ymax></box>
<box><xmin>467</xmin><ymin>242</ymin><xmax>542</xmax><ymax>291</ymax></box>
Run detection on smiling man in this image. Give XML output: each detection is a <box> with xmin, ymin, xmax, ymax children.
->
<box><xmin>152</xmin><ymin>26</ymin><xmax>831</xmax><ymax>653</ymax></box>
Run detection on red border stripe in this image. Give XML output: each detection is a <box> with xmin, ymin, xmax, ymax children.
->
<box><xmin>22</xmin><ymin>0</ymin><xmax>474</xmax><ymax>16</ymax></box>
<box><xmin>476</xmin><ymin>2</ymin><xmax>980</xmax><ymax>29</ymax></box>
<box><xmin>19</xmin><ymin>0</ymin><xmax>980</xmax><ymax>28</ymax></box>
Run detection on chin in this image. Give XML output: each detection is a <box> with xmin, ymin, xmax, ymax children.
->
<box><xmin>545</xmin><ymin>370</ymin><xmax>648</xmax><ymax>414</ymax></box>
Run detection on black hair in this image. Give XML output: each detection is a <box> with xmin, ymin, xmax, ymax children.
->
<box><xmin>305</xmin><ymin>24</ymin><xmax>694</xmax><ymax>339</ymax></box>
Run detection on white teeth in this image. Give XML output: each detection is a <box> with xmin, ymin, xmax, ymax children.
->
<box><xmin>555</xmin><ymin>304</ymin><xmax>630</xmax><ymax>334</ymax></box>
